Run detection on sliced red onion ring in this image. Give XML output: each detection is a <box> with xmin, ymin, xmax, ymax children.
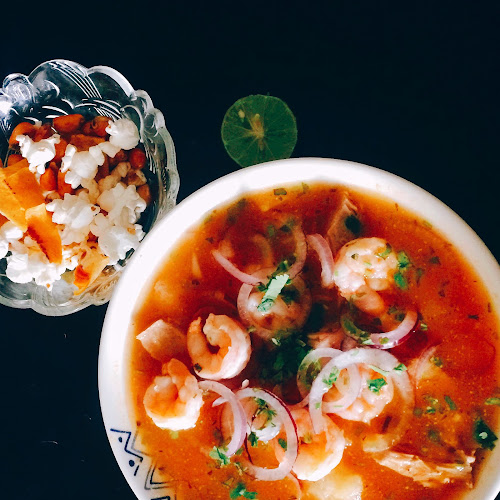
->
<box><xmin>306</xmin><ymin>234</ymin><xmax>336</xmax><ymax>288</ymax></box>
<box><xmin>211</xmin><ymin>249</ymin><xmax>262</xmax><ymax>286</ymax></box>
<box><xmin>297</xmin><ymin>347</ymin><xmax>343</xmax><ymax>398</ymax></box>
<box><xmin>237</xmin><ymin>388</ymin><xmax>299</xmax><ymax>481</ymax></box>
<box><xmin>198</xmin><ymin>380</ymin><xmax>247</xmax><ymax>457</ymax></box>
<box><xmin>370</xmin><ymin>309</ymin><xmax>418</xmax><ymax>349</ymax></box>
<box><xmin>213</xmin><ymin>393</ymin><xmax>283</xmax><ymax>442</ymax></box>
<box><xmin>287</xmin><ymin>224</ymin><xmax>307</xmax><ymax>279</ymax></box>
<box><xmin>342</xmin><ymin>309</ymin><xmax>418</xmax><ymax>350</ymax></box>
<box><xmin>308</xmin><ymin>348</ymin><xmax>414</xmax><ymax>452</ymax></box>
<box><xmin>296</xmin><ymin>347</ymin><xmax>362</xmax><ymax>414</ymax></box>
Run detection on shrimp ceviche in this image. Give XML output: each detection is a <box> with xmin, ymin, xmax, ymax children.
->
<box><xmin>129</xmin><ymin>184</ymin><xmax>499</xmax><ymax>500</ymax></box>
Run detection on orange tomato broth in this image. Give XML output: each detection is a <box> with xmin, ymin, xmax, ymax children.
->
<box><xmin>128</xmin><ymin>183</ymin><xmax>499</xmax><ymax>500</ymax></box>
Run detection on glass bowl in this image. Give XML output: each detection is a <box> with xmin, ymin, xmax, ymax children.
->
<box><xmin>0</xmin><ymin>59</ymin><xmax>179</xmax><ymax>316</ymax></box>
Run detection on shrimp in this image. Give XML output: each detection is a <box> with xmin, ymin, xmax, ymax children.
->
<box><xmin>187</xmin><ymin>314</ymin><xmax>251</xmax><ymax>380</ymax></box>
<box><xmin>238</xmin><ymin>274</ymin><xmax>312</xmax><ymax>340</ymax></box>
<box><xmin>275</xmin><ymin>408</ymin><xmax>345</xmax><ymax>481</ymax></box>
<box><xmin>332</xmin><ymin>237</ymin><xmax>398</xmax><ymax>315</ymax></box>
<box><xmin>335</xmin><ymin>365</ymin><xmax>394</xmax><ymax>423</ymax></box>
<box><xmin>143</xmin><ymin>358</ymin><xmax>203</xmax><ymax>431</ymax></box>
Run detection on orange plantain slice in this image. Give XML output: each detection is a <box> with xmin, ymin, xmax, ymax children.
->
<box><xmin>0</xmin><ymin>158</ymin><xmax>29</xmax><ymax>179</ymax></box>
<box><xmin>73</xmin><ymin>244</ymin><xmax>109</xmax><ymax>295</ymax></box>
<box><xmin>26</xmin><ymin>204</ymin><xmax>62</xmax><ymax>264</ymax></box>
<box><xmin>5</xmin><ymin>167</ymin><xmax>45</xmax><ymax>210</ymax></box>
<box><xmin>0</xmin><ymin>179</ymin><xmax>27</xmax><ymax>231</ymax></box>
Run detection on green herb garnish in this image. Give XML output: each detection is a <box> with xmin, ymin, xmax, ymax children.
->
<box><xmin>367</xmin><ymin>378</ymin><xmax>387</xmax><ymax>395</ymax></box>
<box><xmin>427</xmin><ymin>428</ymin><xmax>441</xmax><ymax>443</ymax></box>
<box><xmin>278</xmin><ymin>438</ymin><xmax>287</xmax><ymax>450</ymax></box>
<box><xmin>473</xmin><ymin>418</ymin><xmax>498</xmax><ymax>450</ymax></box>
<box><xmin>344</xmin><ymin>214</ymin><xmax>362</xmax><ymax>236</ymax></box>
<box><xmin>377</xmin><ymin>243</ymin><xmax>393</xmax><ymax>259</ymax></box>
<box><xmin>444</xmin><ymin>395</ymin><xmax>457</xmax><ymax>410</ymax></box>
<box><xmin>430</xmin><ymin>356</ymin><xmax>443</xmax><ymax>368</ymax></box>
<box><xmin>273</xmin><ymin>188</ymin><xmax>287</xmax><ymax>196</ymax></box>
<box><xmin>209</xmin><ymin>446</ymin><xmax>230</xmax><ymax>466</ymax></box>
<box><xmin>323</xmin><ymin>367</ymin><xmax>340</xmax><ymax>388</ymax></box>
<box><xmin>230</xmin><ymin>481</ymin><xmax>258</xmax><ymax>499</ymax></box>
<box><xmin>257</xmin><ymin>273</ymin><xmax>290</xmax><ymax>312</ymax></box>
<box><xmin>248</xmin><ymin>432</ymin><xmax>259</xmax><ymax>447</ymax></box>
<box><xmin>485</xmin><ymin>397</ymin><xmax>500</xmax><ymax>406</ymax></box>
<box><xmin>340</xmin><ymin>315</ymin><xmax>374</xmax><ymax>345</ymax></box>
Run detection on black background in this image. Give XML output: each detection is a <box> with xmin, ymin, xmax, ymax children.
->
<box><xmin>2</xmin><ymin>2</ymin><xmax>499</xmax><ymax>499</ymax></box>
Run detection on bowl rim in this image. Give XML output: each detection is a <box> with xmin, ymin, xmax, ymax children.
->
<box><xmin>99</xmin><ymin>157</ymin><xmax>500</xmax><ymax>500</ymax></box>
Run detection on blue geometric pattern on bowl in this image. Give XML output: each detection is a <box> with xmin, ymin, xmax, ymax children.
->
<box><xmin>109</xmin><ymin>427</ymin><xmax>177</xmax><ymax>499</ymax></box>
<box><xmin>0</xmin><ymin>60</ymin><xmax>179</xmax><ymax>315</ymax></box>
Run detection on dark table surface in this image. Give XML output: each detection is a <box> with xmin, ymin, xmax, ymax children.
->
<box><xmin>2</xmin><ymin>3</ymin><xmax>499</xmax><ymax>499</ymax></box>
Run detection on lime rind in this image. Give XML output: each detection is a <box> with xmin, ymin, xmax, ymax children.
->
<box><xmin>221</xmin><ymin>94</ymin><xmax>297</xmax><ymax>168</ymax></box>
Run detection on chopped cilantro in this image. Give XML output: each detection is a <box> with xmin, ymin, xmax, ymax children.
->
<box><xmin>340</xmin><ymin>315</ymin><xmax>374</xmax><ymax>345</ymax></box>
<box><xmin>380</xmin><ymin>337</ymin><xmax>389</xmax><ymax>345</ymax></box>
<box><xmin>394</xmin><ymin>250</ymin><xmax>411</xmax><ymax>290</ymax></box>
<box><xmin>194</xmin><ymin>363</ymin><xmax>202</xmax><ymax>372</ymax></box>
<box><xmin>227</xmin><ymin>199</ymin><xmax>248</xmax><ymax>224</ymax></box>
<box><xmin>377</xmin><ymin>243</ymin><xmax>393</xmax><ymax>259</ymax></box>
<box><xmin>301</xmin><ymin>182</ymin><xmax>310</xmax><ymax>194</ymax></box>
<box><xmin>429</xmin><ymin>256</ymin><xmax>441</xmax><ymax>265</ymax></box>
<box><xmin>394</xmin><ymin>363</ymin><xmax>407</xmax><ymax>372</ymax></box>
<box><xmin>473</xmin><ymin>418</ymin><xmax>498</xmax><ymax>450</ymax></box>
<box><xmin>394</xmin><ymin>271</ymin><xmax>408</xmax><ymax>290</ymax></box>
<box><xmin>257</xmin><ymin>273</ymin><xmax>290</xmax><ymax>312</ymax></box>
<box><xmin>344</xmin><ymin>214</ymin><xmax>362</xmax><ymax>236</ymax></box>
<box><xmin>322</xmin><ymin>367</ymin><xmax>340</xmax><ymax>388</ymax></box>
<box><xmin>266</xmin><ymin>224</ymin><xmax>276</xmax><ymax>239</ymax></box>
<box><xmin>367</xmin><ymin>378</ymin><xmax>387</xmax><ymax>395</ymax></box>
<box><xmin>420</xmin><ymin>322</ymin><xmax>428</xmax><ymax>331</ymax></box>
<box><xmin>230</xmin><ymin>481</ymin><xmax>258</xmax><ymax>499</ymax></box>
<box><xmin>485</xmin><ymin>397</ymin><xmax>500</xmax><ymax>407</ymax></box>
<box><xmin>423</xmin><ymin>394</ymin><xmax>441</xmax><ymax>414</ymax></box>
<box><xmin>444</xmin><ymin>395</ymin><xmax>457</xmax><ymax>410</ymax></box>
<box><xmin>254</xmin><ymin>398</ymin><xmax>277</xmax><ymax>423</ymax></box>
<box><xmin>209</xmin><ymin>446</ymin><xmax>230</xmax><ymax>466</ymax></box>
<box><xmin>280</xmin><ymin>285</ymin><xmax>299</xmax><ymax>305</ymax></box>
<box><xmin>248</xmin><ymin>432</ymin><xmax>258</xmax><ymax>447</ymax></box>
<box><xmin>427</xmin><ymin>428</ymin><xmax>441</xmax><ymax>443</ymax></box>
<box><xmin>413</xmin><ymin>407</ymin><xmax>423</xmax><ymax>417</ymax></box>
<box><xmin>273</xmin><ymin>188</ymin><xmax>287</xmax><ymax>196</ymax></box>
<box><xmin>397</xmin><ymin>251</ymin><xmax>411</xmax><ymax>269</ymax></box>
<box><xmin>430</xmin><ymin>356</ymin><xmax>443</xmax><ymax>368</ymax></box>
<box><xmin>278</xmin><ymin>438</ymin><xmax>287</xmax><ymax>450</ymax></box>
<box><xmin>259</xmin><ymin>331</ymin><xmax>310</xmax><ymax>384</ymax></box>
<box><xmin>416</xmin><ymin>267</ymin><xmax>425</xmax><ymax>284</ymax></box>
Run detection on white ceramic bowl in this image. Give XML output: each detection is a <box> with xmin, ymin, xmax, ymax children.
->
<box><xmin>99</xmin><ymin>158</ymin><xmax>500</xmax><ymax>500</ymax></box>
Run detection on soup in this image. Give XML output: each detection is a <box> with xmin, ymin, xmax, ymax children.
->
<box><xmin>128</xmin><ymin>183</ymin><xmax>499</xmax><ymax>500</ymax></box>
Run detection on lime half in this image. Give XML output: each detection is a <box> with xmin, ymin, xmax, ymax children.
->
<box><xmin>221</xmin><ymin>95</ymin><xmax>297</xmax><ymax>167</ymax></box>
